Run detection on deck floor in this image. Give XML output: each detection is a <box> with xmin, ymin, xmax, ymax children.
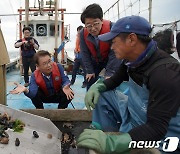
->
<box><xmin>6</xmin><ymin>69</ymin><xmax>86</xmax><ymax>109</ymax></box>
<box><xmin>7</xmin><ymin>51</ymin><xmax>179</xmax><ymax>110</ymax></box>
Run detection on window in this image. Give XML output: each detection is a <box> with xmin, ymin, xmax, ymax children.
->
<box><xmin>50</xmin><ymin>24</ymin><xmax>59</xmax><ymax>36</ymax></box>
<box><xmin>36</xmin><ymin>24</ymin><xmax>47</xmax><ymax>36</ymax></box>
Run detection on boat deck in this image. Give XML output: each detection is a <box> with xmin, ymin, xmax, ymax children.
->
<box><xmin>5</xmin><ymin>68</ymin><xmax>93</xmax><ymax>154</ymax></box>
<box><xmin>6</xmin><ymin>52</ymin><xmax>180</xmax><ymax>110</ymax></box>
<box><xmin>6</xmin><ymin>68</ymin><xmax>86</xmax><ymax>110</ymax></box>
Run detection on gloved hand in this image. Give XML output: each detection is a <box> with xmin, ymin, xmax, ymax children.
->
<box><xmin>77</xmin><ymin>129</ymin><xmax>131</xmax><ymax>154</ymax></box>
<box><xmin>85</xmin><ymin>79</ymin><xmax>106</xmax><ymax>111</ymax></box>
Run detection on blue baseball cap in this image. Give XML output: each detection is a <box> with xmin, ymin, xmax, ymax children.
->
<box><xmin>98</xmin><ymin>15</ymin><xmax>151</xmax><ymax>41</ymax></box>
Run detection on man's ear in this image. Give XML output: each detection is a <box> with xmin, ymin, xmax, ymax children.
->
<box><xmin>127</xmin><ymin>39</ymin><xmax>132</xmax><ymax>43</ymax></box>
<box><xmin>128</xmin><ymin>33</ymin><xmax>138</xmax><ymax>46</ymax></box>
<box><xmin>100</xmin><ymin>19</ymin><xmax>103</xmax><ymax>25</ymax></box>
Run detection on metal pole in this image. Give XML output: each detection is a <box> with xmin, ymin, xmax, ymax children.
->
<box><xmin>149</xmin><ymin>0</ymin><xmax>152</xmax><ymax>25</ymax></box>
<box><xmin>40</xmin><ymin>0</ymin><xmax>44</xmax><ymax>15</ymax></box>
<box><xmin>61</xmin><ymin>9</ymin><xmax>65</xmax><ymax>64</ymax></box>
<box><xmin>54</xmin><ymin>0</ymin><xmax>59</xmax><ymax>63</ymax></box>
<box><xmin>25</xmin><ymin>0</ymin><xmax>29</xmax><ymax>26</ymax></box>
<box><xmin>19</xmin><ymin>7</ymin><xmax>23</xmax><ymax>75</ymax></box>
<box><xmin>117</xmin><ymin>1</ymin><xmax>120</xmax><ymax>19</ymax></box>
<box><xmin>19</xmin><ymin>7</ymin><xmax>22</xmax><ymax>39</ymax></box>
<box><xmin>149</xmin><ymin>0</ymin><xmax>153</xmax><ymax>37</ymax></box>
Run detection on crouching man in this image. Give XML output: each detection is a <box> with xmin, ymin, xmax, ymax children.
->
<box><xmin>77</xmin><ymin>16</ymin><xmax>180</xmax><ymax>154</ymax></box>
<box><xmin>10</xmin><ymin>50</ymin><xmax>74</xmax><ymax>109</ymax></box>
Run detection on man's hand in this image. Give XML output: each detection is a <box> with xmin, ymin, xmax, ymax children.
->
<box><xmin>29</xmin><ymin>38</ymin><xmax>35</xmax><ymax>45</ymax></box>
<box><xmin>74</xmin><ymin>50</ymin><xmax>80</xmax><ymax>54</ymax></box>
<box><xmin>77</xmin><ymin>129</ymin><xmax>107</xmax><ymax>153</ymax></box>
<box><xmin>63</xmin><ymin>85</ymin><xmax>74</xmax><ymax>100</ymax></box>
<box><xmin>10</xmin><ymin>82</ymin><xmax>28</xmax><ymax>94</ymax></box>
<box><xmin>85</xmin><ymin>79</ymin><xmax>106</xmax><ymax>111</ymax></box>
<box><xmin>77</xmin><ymin>129</ymin><xmax>131</xmax><ymax>154</ymax></box>
<box><xmin>29</xmin><ymin>38</ymin><xmax>39</xmax><ymax>50</ymax></box>
<box><xmin>86</xmin><ymin>73</ymin><xmax>95</xmax><ymax>82</ymax></box>
<box><xmin>22</xmin><ymin>40</ymin><xmax>28</xmax><ymax>44</ymax></box>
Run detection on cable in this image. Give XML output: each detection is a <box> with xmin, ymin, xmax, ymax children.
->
<box><xmin>70</xmin><ymin>102</ymin><xmax>75</xmax><ymax>109</ymax></box>
<box><xmin>8</xmin><ymin>0</ymin><xmax>18</xmax><ymax>24</ymax></box>
<box><xmin>104</xmin><ymin>0</ymin><xmax>144</xmax><ymax>20</ymax></box>
<box><xmin>138</xmin><ymin>0</ymin><xmax>141</xmax><ymax>15</ymax></box>
<box><xmin>130</xmin><ymin>0</ymin><xmax>133</xmax><ymax>15</ymax></box>
<box><xmin>122</xmin><ymin>0</ymin><xmax>126</xmax><ymax>16</ymax></box>
<box><xmin>0</xmin><ymin>12</ymin><xmax>82</xmax><ymax>17</ymax></box>
<box><xmin>153</xmin><ymin>20</ymin><xmax>180</xmax><ymax>27</ymax></box>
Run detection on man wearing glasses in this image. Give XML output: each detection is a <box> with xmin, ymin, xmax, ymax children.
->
<box><xmin>15</xmin><ymin>27</ymin><xmax>39</xmax><ymax>87</ymax></box>
<box><xmin>10</xmin><ymin>50</ymin><xmax>74</xmax><ymax>109</ymax></box>
<box><xmin>80</xmin><ymin>3</ymin><xmax>122</xmax><ymax>90</ymax></box>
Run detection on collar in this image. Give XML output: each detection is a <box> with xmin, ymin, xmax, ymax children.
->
<box><xmin>87</xmin><ymin>33</ymin><xmax>99</xmax><ymax>46</ymax></box>
<box><xmin>126</xmin><ymin>40</ymin><xmax>157</xmax><ymax>68</ymax></box>
<box><xmin>42</xmin><ymin>73</ymin><xmax>51</xmax><ymax>80</ymax></box>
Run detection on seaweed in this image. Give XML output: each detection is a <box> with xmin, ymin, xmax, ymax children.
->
<box><xmin>12</xmin><ymin>119</ymin><xmax>25</xmax><ymax>132</ymax></box>
<box><xmin>0</xmin><ymin>112</ymin><xmax>25</xmax><ymax>145</ymax></box>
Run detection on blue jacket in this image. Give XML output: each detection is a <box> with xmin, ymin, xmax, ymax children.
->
<box><xmin>25</xmin><ymin>63</ymin><xmax>70</xmax><ymax>99</ymax></box>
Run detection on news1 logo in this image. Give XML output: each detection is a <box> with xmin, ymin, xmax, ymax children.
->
<box><xmin>129</xmin><ymin>137</ymin><xmax>179</xmax><ymax>152</ymax></box>
<box><xmin>163</xmin><ymin>137</ymin><xmax>179</xmax><ymax>152</ymax></box>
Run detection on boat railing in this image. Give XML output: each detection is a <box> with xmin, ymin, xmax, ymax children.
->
<box><xmin>6</xmin><ymin>58</ymin><xmax>19</xmax><ymax>73</ymax></box>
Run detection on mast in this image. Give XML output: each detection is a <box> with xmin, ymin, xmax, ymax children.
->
<box><xmin>18</xmin><ymin>7</ymin><xmax>23</xmax><ymax>75</ymax></box>
<box><xmin>25</xmin><ymin>0</ymin><xmax>29</xmax><ymax>26</ymax></box>
<box><xmin>61</xmin><ymin>9</ymin><xmax>65</xmax><ymax>64</ymax></box>
<box><xmin>54</xmin><ymin>0</ymin><xmax>59</xmax><ymax>63</ymax></box>
<box><xmin>19</xmin><ymin>7</ymin><xmax>22</xmax><ymax>39</ymax></box>
<box><xmin>149</xmin><ymin>0</ymin><xmax>152</xmax><ymax>25</ymax></box>
<box><xmin>149</xmin><ymin>0</ymin><xmax>152</xmax><ymax>36</ymax></box>
<box><xmin>54</xmin><ymin>0</ymin><xmax>65</xmax><ymax>64</ymax></box>
<box><xmin>40</xmin><ymin>0</ymin><xmax>44</xmax><ymax>15</ymax></box>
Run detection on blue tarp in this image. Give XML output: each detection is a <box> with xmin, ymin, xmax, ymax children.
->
<box><xmin>57</xmin><ymin>41</ymin><xmax>65</xmax><ymax>54</ymax></box>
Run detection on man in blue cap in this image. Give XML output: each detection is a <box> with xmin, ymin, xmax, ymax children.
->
<box><xmin>77</xmin><ymin>16</ymin><xmax>180</xmax><ymax>154</ymax></box>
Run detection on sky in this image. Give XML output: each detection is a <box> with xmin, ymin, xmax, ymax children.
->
<box><xmin>0</xmin><ymin>0</ymin><xmax>180</xmax><ymax>57</ymax></box>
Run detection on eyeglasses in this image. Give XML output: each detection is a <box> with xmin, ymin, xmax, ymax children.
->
<box><xmin>42</xmin><ymin>60</ymin><xmax>52</xmax><ymax>67</ymax></box>
<box><xmin>85</xmin><ymin>22</ymin><xmax>100</xmax><ymax>29</ymax></box>
<box><xmin>24</xmin><ymin>31</ymin><xmax>30</xmax><ymax>34</ymax></box>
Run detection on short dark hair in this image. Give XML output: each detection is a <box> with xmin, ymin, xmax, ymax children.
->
<box><xmin>77</xmin><ymin>26</ymin><xmax>83</xmax><ymax>31</ymax></box>
<box><xmin>176</xmin><ymin>32</ymin><xmax>180</xmax><ymax>40</ymax></box>
<box><xmin>23</xmin><ymin>26</ymin><xmax>31</xmax><ymax>33</ymax></box>
<box><xmin>153</xmin><ymin>29</ymin><xmax>173</xmax><ymax>54</ymax></box>
<box><xmin>118</xmin><ymin>33</ymin><xmax>152</xmax><ymax>44</ymax></box>
<box><xmin>81</xmin><ymin>3</ymin><xmax>103</xmax><ymax>24</ymax></box>
<box><xmin>34</xmin><ymin>50</ymin><xmax>51</xmax><ymax>65</ymax></box>
<box><xmin>176</xmin><ymin>32</ymin><xmax>180</xmax><ymax>52</ymax></box>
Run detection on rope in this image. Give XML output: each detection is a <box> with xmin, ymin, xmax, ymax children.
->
<box><xmin>123</xmin><ymin>0</ymin><xmax>126</xmax><ymax>16</ymax></box>
<box><xmin>104</xmin><ymin>0</ymin><xmax>147</xmax><ymax>20</ymax></box>
<box><xmin>130</xmin><ymin>0</ymin><xmax>133</xmax><ymax>15</ymax></box>
<box><xmin>153</xmin><ymin>20</ymin><xmax>180</xmax><ymax>27</ymax></box>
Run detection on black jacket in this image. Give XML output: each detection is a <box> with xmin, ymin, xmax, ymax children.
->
<box><xmin>104</xmin><ymin>49</ymin><xmax>180</xmax><ymax>141</ymax></box>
